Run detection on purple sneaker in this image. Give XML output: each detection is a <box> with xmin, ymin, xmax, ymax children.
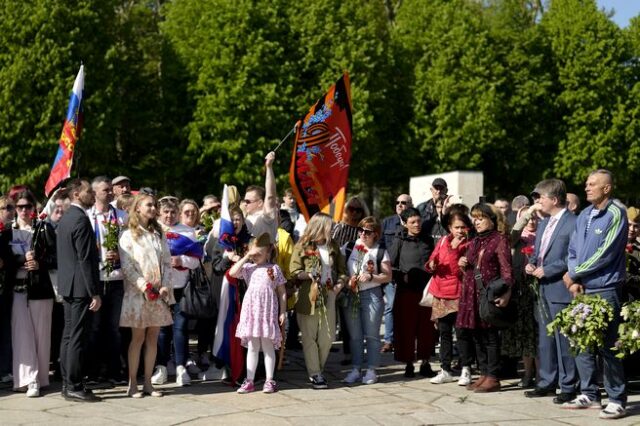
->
<box><xmin>263</xmin><ymin>379</ymin><xmax>277</xmax><ymax>394</ymax></box>
<box><xmin>237</xmin><ymin>379</ymin><xmax>255</xmax><ymax>394</ymax></box>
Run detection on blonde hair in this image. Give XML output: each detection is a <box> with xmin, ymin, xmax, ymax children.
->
<box><xmin>128</xmin><ymin>194</ymin><xmax>163</xmax><ymax>239</ymax></box>
<box><xmin>298</xmin><ymin>212</ymin><xmax>333</xmax><ymax>246</ymax></box>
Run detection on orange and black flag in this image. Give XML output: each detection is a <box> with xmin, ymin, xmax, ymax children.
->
<box><xmin>289</xmin><ymin>73</ymin><xmax>352</xmax><ymax>223</ymax></box>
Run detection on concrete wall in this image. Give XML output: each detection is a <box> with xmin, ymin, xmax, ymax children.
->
<box><xmin>409</xmin><ymin>171</ymin><xmax>484</xmax><ymax>208</ymax></box>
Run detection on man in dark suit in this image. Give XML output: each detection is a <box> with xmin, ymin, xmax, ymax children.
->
<box><xmin>56</xmin><ymin>179</ymin><xmax>102</xmax><ymax>402</ymax></box>
<box><xmin>524</xmin><ymin>179</ymin><xmax>578</xmax><ymax>403</ymax></box>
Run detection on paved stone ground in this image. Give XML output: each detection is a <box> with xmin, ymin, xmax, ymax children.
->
<box><xmin>0</xmin><ymin>347</ymin><xmax>638</xmax><ymax>425</ymax></box>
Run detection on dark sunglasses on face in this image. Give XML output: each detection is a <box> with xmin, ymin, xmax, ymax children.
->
<box><xmin>1</xmin><ymin>205</ymin><xmax>15</xmax><ymax>211</ymax></box>
<box><xmin>396</xmin><ymin>200</ymin><xmax>408</xmax><ymax>206</ymax></box>
<box><xmin>347</xmin><ymin>206</ymin><xmax>364</xmax><ymax>213</ymax></box>
<box><xmin>16</xmin><ymin>204</ymin><xmax>33</xmax><ymax>210</ymax></box>
<box><xmin>358</xmin><ymin>227</ymin><xmax>374</xmax><ymax>236</ymax></box>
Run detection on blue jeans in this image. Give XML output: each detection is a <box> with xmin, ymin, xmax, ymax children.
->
<box><xmin>158</xmin><ymin>289</ymin><xmax>189</xmax><ymax>367</ymax></box>
<box><xmin>345</xmin><ymin>286</ymin><xmax>384</xmax><ymax>369</ymax></box>
<box><xmin>575</xmin><ymin>289</ymin><xmax>626</xmax><ymax>406</ymax></box>
<box><xmin>383</xmin><ymin>283</ymin><xmax>395</xmax><ymax>343</ymax></box>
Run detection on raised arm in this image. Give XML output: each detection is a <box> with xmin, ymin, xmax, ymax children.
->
<box><xmin>263</xmin><ymin>151</ymin><xmax>277</xmax><ymax>218</ymax></box>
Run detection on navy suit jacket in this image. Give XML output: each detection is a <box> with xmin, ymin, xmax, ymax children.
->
<box><xmin>531</xmin><ymin>210</ymin><xmax>576</xmax><ymax>304</ymax></box>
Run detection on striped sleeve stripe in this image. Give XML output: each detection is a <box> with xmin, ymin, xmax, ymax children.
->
<box><xmin>575</xmin><ymin>204</ymin><xmax>622</xmax><ymax>274</ymax></box>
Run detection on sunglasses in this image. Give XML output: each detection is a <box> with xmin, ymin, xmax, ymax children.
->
<box><xmin>358</xmin><ymin>227</ymin><xmax>374</xmax><ymax>236</ymax></box>
<box><xmin>1</xmin><ymin>205</ymin><xmax>15</xmax><ymax>211</ymax></box>
<box><xmin>16</xmin><ymin>204</ymin><xmax>33</xmax><ymax>210</ymax></box>
<box><xmin>396</xmin><ymin>200</ymin><xmax>408</xmax><ymax>206</ymax></box>
<box><xmin>347</xmin><ymin>206</ymin><xmax>364</xmax><ymax>212</ymax></box>
<box><xmin>243</xmin><ymin>199</ymin><xmax>259</xmax><ymax>205</ymax></box>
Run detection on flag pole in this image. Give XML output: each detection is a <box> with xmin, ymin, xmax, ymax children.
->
<box><xmin>273</xmin><ymin>120</ymin><xmax>301</xmax><ymax>153</ymax></box>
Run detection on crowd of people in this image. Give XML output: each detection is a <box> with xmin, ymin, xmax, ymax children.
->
<box><xmin>0</xmin><ymin>154</ymin><xmax>637</xmax><ymax>420</ymax></box>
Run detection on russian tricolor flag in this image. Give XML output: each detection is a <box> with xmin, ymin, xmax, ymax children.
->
<box><xmin>212</xmin><ymin>184</ymin><xmax>245</xmax><ymax>383</ymax></box>
<box><xmin>45</xmin><ymin>65</ymin><xmax>84</xmax><ymax>197</ymax></box>
<box><xmin>218</xmin><ymin>184</ymin><xmax>236</xmax><ymax>250</ymax></box>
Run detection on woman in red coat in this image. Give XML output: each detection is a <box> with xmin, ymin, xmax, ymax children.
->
<box><xmin>456</xmin><ymin>203</ymin><xmax>513</xmax><ymax>393</ymax></box>
<box><xmin>425</xmin><ymin>206</ymin><xmax>471</xmax><ymax>385</ymax></box>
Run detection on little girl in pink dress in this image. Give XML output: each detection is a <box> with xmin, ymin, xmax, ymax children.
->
<box><xmin>230</xmin><ymin>233</ymin><xmax>286</xmax><ymax>394</ymax></box>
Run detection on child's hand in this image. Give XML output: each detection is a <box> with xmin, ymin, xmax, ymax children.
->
<box><xmin>279</xmin><ymin>313</ymin><xmax>285</xmax><ymax>326</ymax></box>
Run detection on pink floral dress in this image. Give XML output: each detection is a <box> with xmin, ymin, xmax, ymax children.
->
<box><xmin>235</xmin><ymin>263</ymin><xmax>286</xmax><ymax>349</ymax></box>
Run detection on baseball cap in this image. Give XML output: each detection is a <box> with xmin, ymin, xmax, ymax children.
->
<box><xmin>432</xmin><ymin>178</ymin><xmax>447</xmax><ymax>189</ymax></box>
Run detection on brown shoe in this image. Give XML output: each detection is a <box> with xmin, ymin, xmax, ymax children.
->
<box><xmin>474</xmin><ymin>376</ymin><xmax>501</xmax><ymax>393</ymax></box>
<box><xmin>380</xmin><ymin>343</ymin><xmax>393</xmax><ymax>353</ymax></box>
<box><xmin>466</xmin><ymin>375</ymin><xmax>486</xmax><ymax>391</ymax></box>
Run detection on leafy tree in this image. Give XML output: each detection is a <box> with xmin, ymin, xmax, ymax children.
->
<box><xmin>542</xmin><ymin>0</ymin><xmax>629</xmax><ymax>188</ymax></box>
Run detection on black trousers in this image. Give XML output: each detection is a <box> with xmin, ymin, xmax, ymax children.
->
<box><xmin>437</xmin><ymin>312</ymin><xmax>457</xmax><ymax>372</ymax></box>
<box><xmin>474</xmin><ymin>328</ymin><xmax>500</xmax><ymax>378</ymax></box>
<box><xmin>88</xmin><ymin>281</ymin><xmax>124</xmax><ymax>379</ymax></box>
<box><xmin>60</xmin><ymin>297</ymin><xmax>92</xmax><ymax>390</ymax></box>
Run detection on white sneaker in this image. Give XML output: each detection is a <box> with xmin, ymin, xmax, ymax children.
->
<box><xmin>600</xmin><ymin>402</ymin><xmax>626</xmax><ymax>419</ymax></box>
<box><xmin>186</xmin><ymin>358</ymin><xmax>201</xmax><ymax>375</ymax></box>
<box><xmin>562</xmin><ymin>394</ymin><xmax>602</xmax><ymax>409</ymax></box>
<box><xmin>151</xmin><ymin>365</ymin><xmax>168</xmax><ymax>385</ymax></box>
<box><xmin>362</xmin><ymin>369</ymin><xmax>378</xmax><ymax>385</ymax></box>
<box><xmin>342</xmin><ymin>368</ymin><xmax>361</xmax><ymax>384</ymax></box>
<box><xmin>176</xmin><ymin>365</ymin><xmax>191</xmax><ymax>386</ymax></box>
<box><xmin>198</xmin><ymin>365</ymin><xmax>222</xmax><ymax>381</ymax></box>
<box><xmin>26</xmin><ymin>381</ymin><xmax>39</xmax><ymax>397</ymax></box>
<box><xmin>166</xmin><ymin>360</ymin><xmax>176</xmax><ymax>376</ymax></box>
<box><xmin>430</xmin><ymin>369</ymin><xmax>455</xmax><ymax>384</ymax></box>
<box><xmin>457</xmin><ymin>367</ymin><xmax>471</xmax><ymax>386</ymax></box>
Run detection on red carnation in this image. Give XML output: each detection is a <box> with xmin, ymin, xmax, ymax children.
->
<box><xmin>626</xmin><ymin>244</ymin><xmax>634</xmax><ymax>254</ymax></box>
<box><xmin>165</xmin><ymin>232</ymin><xmax>179</xmax><ymax>239</ymax></box>
<box><xmin>29</xmin><ymin>212</ymin><xmax>37</xmax><ymax>220</ymax></box>
<box><xmin>355</xmin><ymin>244</ymin><xmax>368</xmax><ymax>253</ymax></box>
<box><xmin>521</xmin><ymin>246</ymin><xmax>535</xmax><ymax>256</ymax></box>
<box><xmin>39</xmin><ymin>213</ymin><xmax>48</xmax><ymax>220</ymax></box>
<box><xmin>145</xmin><ymin>282</ymin><xmax>159</xmax><ymax>301</ymax></box>
<box><xmin>0</xmin><ymin>222</ymin><xmax>4</xmax><ymax>233</ymax></box>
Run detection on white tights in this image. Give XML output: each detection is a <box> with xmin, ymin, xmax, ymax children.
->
<box><xmin>246</xmin><ymin>337</ymin><xmax>276</xmax><ymax>381</ymax></box>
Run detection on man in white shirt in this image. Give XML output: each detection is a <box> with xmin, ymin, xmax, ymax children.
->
<box><xmin>86</xmin><ymin>176</ymin><xmax>128</xmax><ymax>385</ymax></box>
<box><xmin>243</xmin><ymin>151</ymin><xmax>278</xmax><ymax>243</ymax></box>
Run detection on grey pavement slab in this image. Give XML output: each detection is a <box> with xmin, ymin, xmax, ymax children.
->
<box><xmin>0</xmin><ymin>347</ymin><xmax>638</xmax><ymax>425</ymax></box>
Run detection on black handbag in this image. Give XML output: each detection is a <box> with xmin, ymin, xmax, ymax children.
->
<box><xmin>180</xmin><ymin>261</ymin><xmax>215</xmax><ymax>318</ymax></box>
<box><xmin>473</xmin><ymin>250</ymin><xmax>517</xmax><ymax>329</ymax></box>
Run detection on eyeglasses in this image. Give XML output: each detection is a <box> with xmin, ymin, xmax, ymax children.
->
<box><xmin>358</xmin><ymin>228</ymin><xmax>374</xmax><ymax>236</ymax></box>
<box><xmin>0</xmin><ymin>205</ymin><xmax>15</xmax><ymax>211</ymax></box>
<box><xmin>16</xmin><ymin>204</ymin><xmax>33</xmax><ymax>210</ymax></box>
<box><xmin>347</xmin><ymin>206</ymin><xmax>364</xmax><ymax>213</ymax></box>
<box><xmin>396</xmin><ymin>200</ymin><xmax>408</xmax><ymax>206</ymax></box>
<box><xmin>243</xmin><ymin>199</ymin><xmax>259</xmax><ymax>205</ymax></box>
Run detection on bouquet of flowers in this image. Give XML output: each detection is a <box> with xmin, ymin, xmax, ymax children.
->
<box><xmin>145</xmin><ymin>282</ymin><xmax>160</xmax><ymax>301</ymax></box>
<box><xmin>16</xmin><ymin>212</ymin><xmax>48</xmax><ymax>293</ymax></box>
<box><xmin>613</xmin><ymin>299</ymin><xmax>640</xmax><ymax>358</ymax></box>
<box><xmin>102</xmin><ymin>217</ymin><xmax>120</xmax><ymax>277</ymax></box>
<box><xmin>520</xmin><ymin>245</ymin><xmax>551</xmax><ymax>323</ymax></box>
<box><xmin>304</xmin><ymin>246</ymin><xmax>324</xmax><ymax>315</ymax></box>
<box><xmin>547</xmin><ymin>294</ymin><xmax>613</xmax><ymax>354</ymax></box>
